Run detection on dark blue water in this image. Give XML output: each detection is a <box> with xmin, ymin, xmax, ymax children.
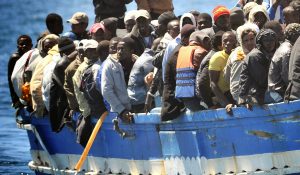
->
<box><xmin>0</xmin><ymin>0</ymin><xmax>235</xmax><ymax>174</ymax></box>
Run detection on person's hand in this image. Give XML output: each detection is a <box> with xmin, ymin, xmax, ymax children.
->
<box><xmin>225</xmin><ymin>104</ymin><xmax>234</xmax><ymax>116</ymax></box>
<box><xmin>120</xmin><ymin>110</ymin><xmax>134</xmax><ymax>123</ymax></box>
<box><xmin>144</xmin><ymin>72</ymin><xmax>154</xmax><ymax>87</ymax></box>
<box><xmin>245</xmin><ymin>103</ymin><xmax>252</xmax><ymax>110</ymax></box>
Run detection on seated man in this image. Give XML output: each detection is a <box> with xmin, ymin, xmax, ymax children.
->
<box><xmin>209</xmin><ymin>31</ymin><xmax>237</xmax><ymax>107</ymax></box>
<box><xmin>101</xmin><ymin>38</ymin><xmax>134</xmax><ymax>123</ymax></box>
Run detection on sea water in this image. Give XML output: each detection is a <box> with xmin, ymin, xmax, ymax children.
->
<box><xmin>0</xmin><ymin>0</ymin><xmax>235</xmax><ymax>174</ymax></box>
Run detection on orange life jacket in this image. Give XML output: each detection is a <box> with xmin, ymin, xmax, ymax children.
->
<box><xmin>175</xmin><ymin>45</ymin><xmax>208</xmax><ymax>98</ymax></box>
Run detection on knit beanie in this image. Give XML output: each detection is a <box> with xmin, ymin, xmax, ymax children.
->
<box><xmin>212</xmin><ymin>5</ymin><xmax>230</xmax><ymax>22</ymax></box>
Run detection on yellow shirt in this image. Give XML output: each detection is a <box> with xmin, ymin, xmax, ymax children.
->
<box><xmin>209</xmin><ymin>50</ymin><xmax>230</xmax><ymax>93</ymax></box>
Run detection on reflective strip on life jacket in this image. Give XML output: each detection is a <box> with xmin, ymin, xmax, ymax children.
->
<box><xmin>175</xmin><ymin>46</ymin><xmax>199</xmax><ymax>98</ymax></box>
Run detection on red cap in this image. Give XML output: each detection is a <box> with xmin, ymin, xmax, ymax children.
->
<box><xmin>89</xmin><ymin>23</ymin><xmax>105</xmax><ymax>34</ymax></box>
<box><xmin>212</xmin><ymin>5</ymin><xmax>230</xmax><ymax>22</ymax></box>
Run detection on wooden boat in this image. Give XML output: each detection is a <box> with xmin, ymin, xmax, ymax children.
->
<box><xmin>17</xmin><ymin>100</ymin><xmax>300</xmax><ymax>175</ymax></box>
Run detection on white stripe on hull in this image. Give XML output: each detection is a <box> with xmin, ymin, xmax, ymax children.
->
<box><xmin>30</xmin><ymin>150</ymin><xmax>300</xmax><ymax>174</ymax></box>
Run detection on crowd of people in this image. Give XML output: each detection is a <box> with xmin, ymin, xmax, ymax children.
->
<box><xmin>7</xmin><ymin>0</ymin><xmax>300</xmax><ymax>145</ymax></box>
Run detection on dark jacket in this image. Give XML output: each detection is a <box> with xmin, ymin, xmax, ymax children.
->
<box><xmin>49</xmin><ymin>55</ymin><xmax>72</xmax><ymax>132</ymax></box>
<box><xmin>286</xmin><ymin>37</ymin><xmax>300</xmax><ymax>101</ymax></box>
<box><xmin>127</xmin><ymin>25</ymin><xmax>156</xmax><ymax>56</ymax></box>
<box><xmin>268</xmin><ymin>41</ymin><xmax>291</xmax><ymax>96</ymax></box>
<box><xmin>64</xmin><ymin>57</ymin><xmax>82</xmax><ymax>111</ymax></box>
<box><xmin>93</xmin><ymin>0</ymin><xmax>132</xmax><ymax>17</ymax></box>
<box><xmin>195</xmin><ymin>50</ymin><xmax>216</xmax><ymax>108</ymax></box>
<box><xmin>7</xmin><ymin>51</ymin><xmax>21</xmax><ymax>107</ymax></box>
<box><xmin>239</xmin><ymin>29</ymin><xmax>277</xmax><ymax>105</ymax></box>
<box><xmin>239</xmin><ymin>48</ymin><xmax>271</xmax><ymax>105</ymax></box>
<box><xmin>161</xmin><ymin>44</ymin><xmax>185</xmax><ymax>121</ymax></box>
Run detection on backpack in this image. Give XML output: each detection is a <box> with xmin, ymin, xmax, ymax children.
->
<box><xmin>79</xmin><ymin>64</ymin><xmax>107</xmax><ymax>116</ymax></box>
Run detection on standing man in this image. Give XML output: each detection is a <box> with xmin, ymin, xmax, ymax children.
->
<box><xmin>201</xmin><ymin>5</ymin><xmax>232</xmax><ymax>38</ymax></box>
<box><xmin>128</xmin><ymin>10</ymin><xmax>156</xmax><ymax>56</ymax></box>
<box><xmin>135</xmin><ymin>0</ymin><xmax>174</xmax><ymax>20</ymax></box>
<box><xmin>93</xmin><ymin>0</ymin><xmax>133</xmax><ymax>28</ymax></box>
<box><xmin>49</xmin><ymin>37</ymin><xmax>76</xmax><ymax>132</ymax></box>
<box><xmin>209</xmin><ymin>31</ymin><xmax>237</xmax><ymax>107</ymax></box>
<box><xmin>64</xmin><ymin>12</ymin><xmax>89</xmax><ymax>40</ymax></box>
<box><xmin>8</xmin><ymin>35</ymin><xmax>33</xmax><ymax>108</ymax></box>
<box><xmin>45</xmin><ymin>13</ymin><xmax>63</xmax><ymax>36</ymax></box>
<box><xmin>101</xmin><ymin>38</ymin><xmax>134</xmax><ymax>123</ymax></box>
<box><xmin>197</xmin><ymin>13</ymin><xmax>213</xmax><ymax>31</ymax></box>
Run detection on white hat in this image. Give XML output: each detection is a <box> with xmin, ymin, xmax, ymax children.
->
<box><xmin>135</xmin><ymin>10</ymin><xmax>151</xmax><ymax>20</ymax></box>
<box><xmin>78</xmin><ymin>39</ymin><xmax>98</xmax><ymax>51</ymax></box>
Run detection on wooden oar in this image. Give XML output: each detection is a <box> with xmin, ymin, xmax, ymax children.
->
<box><xmin>74</xmin><ymin>111</ymin><xmax>108</xmax><ymax>171</ymax></box>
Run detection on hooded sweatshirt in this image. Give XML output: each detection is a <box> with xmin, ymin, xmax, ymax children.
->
<box><xmin>179</xmin><ymin>13</ymin><xmax>197</xmax><ymax>31</ymax></box>
<box><xmin>248</xmin><ymin>5</ymin><xmax>270</xmax><ymax>28</ymax></box>
<box><xmin>239</xmin><ymin>29</ymin><xmax>276</xmax><ymax>105</ymax></box>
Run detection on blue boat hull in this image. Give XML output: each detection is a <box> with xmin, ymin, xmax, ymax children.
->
<box><xmin>20</xmin><ymin>100</ymin><xmax>300</xmax><ymax>174</ymax></box>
